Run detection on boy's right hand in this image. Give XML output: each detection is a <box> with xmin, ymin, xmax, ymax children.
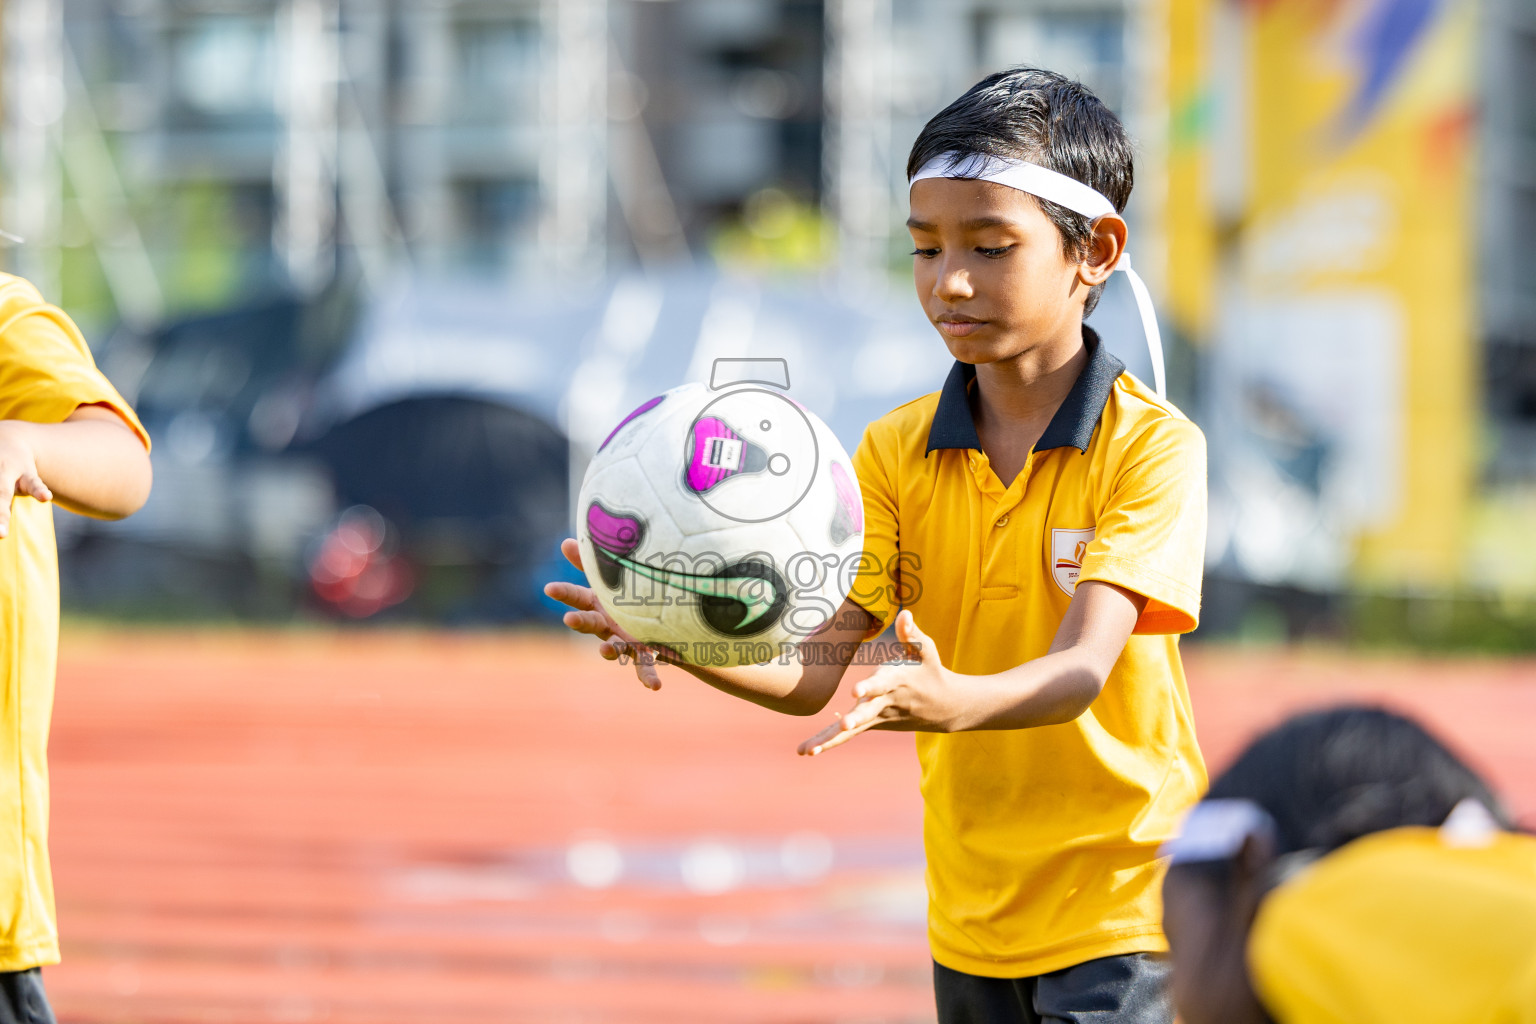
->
<box><xmin>543</xmin><ymin>538</ymin><xmax>666</xmax><ymax>690</ymax></box>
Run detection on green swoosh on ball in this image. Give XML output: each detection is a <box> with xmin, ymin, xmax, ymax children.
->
<box><xmin>600</xmin><ymin>551</ymin><xmax>780</xmax><ymax>628</ymax></box>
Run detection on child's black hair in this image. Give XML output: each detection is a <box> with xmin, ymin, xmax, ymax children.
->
<box><xmin>907</xmin><ymin>66</ymin><xmax>1134</xmax><ymax>316</ymax></box>
<box><xmin>1206</xmin><ymin>705</ymin><xmax>1513</xmax><ymax>857</ymax></box>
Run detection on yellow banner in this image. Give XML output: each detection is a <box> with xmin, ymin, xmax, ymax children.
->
<box><xmin>1169</xmin><ymin>0</ymin><xmax>1477</xmax><ymax>588</ymax></box>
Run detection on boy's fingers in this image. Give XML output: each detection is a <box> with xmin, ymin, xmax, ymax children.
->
<box><xmin>561</xmin><ymin>609</ymin><xmax>614</xmax><ymax>639</ymax></box>
<box><xmin>634</xmin><ymin>655</ymin><xmax>663</xmax><ymax>690</ymax></box>
<box><xmin>800</xmin><ymin>704</ymin><xmax>888</xmax><ymax>756</ymax></box>
<box><xmin>895</xmin><ymin>610</ymin><xmax>932</xmax><ymax>663</ymax></box>
<box><xmin>16</xmin><ymin>474</ymin><xmax>50</xmax><ymax>503</ymax></box>
<box><xmin>560</xmin><ymin>538</ymin><xmax>585</xmax><ymax>572</ymax></box>
<box><xmin>839</xmin><ymin>693</ymin><xmax>896</xmax><ymax>733</ymax></box>
<box><xmin>544</xmin><ymin>580</ymin><xmax>597</xmax><ymax>611</ymax></box>
<box><xmin>853</xmin><ymin>666</ymin><xmax>899</xmax><ymax>700</ymax></box>
<box><xmin>797</xmin><ymin>714</ymin><xmax>846</xmax><ymax>755</ymax></box>
<box><xmin>609</xmin><ymin>640</ymin><xmax>664</xmax><ymax>690</ymax></box>
<box><xmin>806</xmin><ymin>726</ymin><xmax>864</xmax><ymax>755</ymax></box>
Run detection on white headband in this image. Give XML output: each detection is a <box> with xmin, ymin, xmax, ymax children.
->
<box><xmin>1162</xmin><ymin>794</ymin><xmax>1505</xmax><ymax>869</ymax></box>
<box><xmin>910</xmin><ymin>152</ymin><xmax>1166</xmax><ymax>399</ymax></box>
<box><xmin>1160</xmin><ymin>799</ymin><xmax>1277</xmax><ymax>865</ymax></box>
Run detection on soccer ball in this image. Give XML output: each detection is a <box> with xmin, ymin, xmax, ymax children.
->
<box><xmin>576</xmin><ymin>382</ymin><xmax>864</xmax><ymax>667</ymax></box>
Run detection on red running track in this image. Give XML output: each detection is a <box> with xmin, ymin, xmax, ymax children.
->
<box><xmin>41</xmin><ymin>632</ymin><xmax>1536</xmax><ymax>1023</ymax></box>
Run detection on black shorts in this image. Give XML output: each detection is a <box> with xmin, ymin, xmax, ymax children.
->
<box><xmin>934</xmin><ymin>953</ymin><xmax>1172</xmax><ymax>1024</ymax></box>
<box><xmin>0</xmin><ymin>970</ymin><xmax>54</xmax><ymax>1024</ymax></box>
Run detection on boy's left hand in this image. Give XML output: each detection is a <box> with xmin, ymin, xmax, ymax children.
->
<box><xmin>797</xmin><ymin>610</ymin><xmax>957</xmax><ymax>755</ymax></box>
<box><xmin>0</xmin><ymin>422</ymin><xmax>52</xmax><ymax>539</ymax></box>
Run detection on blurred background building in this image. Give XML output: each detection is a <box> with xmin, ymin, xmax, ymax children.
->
<box><xmin>0</xmin><ymin>0</ymin><xmax>1530</xmax><ymax>640</ymax></box>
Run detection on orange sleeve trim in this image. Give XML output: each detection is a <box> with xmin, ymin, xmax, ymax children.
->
<box><xmin>73</xmin><ymin>399</ymin><xmax>151</xmax><ymax>452</ymax></box>
<box><xmin>1078</xmin><ymin>553</ymin><xmax>1200</xmax><ymax>635</ymax></box>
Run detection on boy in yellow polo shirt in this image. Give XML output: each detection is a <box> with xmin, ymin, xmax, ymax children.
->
<box><xmin>547</xmin><ymin>66</ymin><xmax>1204</xmax><ymax>1021</ymax></box>
<box><xmin>0</xmin><ymin>273</ymin><xmax>152</xmax><ymax>1021</ymax></box>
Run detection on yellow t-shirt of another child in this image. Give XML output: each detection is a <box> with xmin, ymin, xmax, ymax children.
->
<box><xmin>0</xmin><ymin>274</ymin><xmax>149</xmax><ymax>970</ymax></box>
<box><xmin>1249</xmin><ymin>826</ymin><xmax>1536</xmax><ymax>1024</ymax></box>
<box><xmin>850</xmin><ymin>330</ymin><xmax>1207</xmax><ymax>977</ymax></box>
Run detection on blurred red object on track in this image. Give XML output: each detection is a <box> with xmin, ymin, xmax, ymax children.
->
<box><xmin>308</xmin><ymin>506</ymin><xmax>415</xmax><ymax>619</ymax></box>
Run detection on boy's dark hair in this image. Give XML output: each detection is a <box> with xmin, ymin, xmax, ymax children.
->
<box><xmin>1206</xmin><ymin>705</ymin><xmax>1513</xmax><ymax>856</ymax></box>
<box><xmin>907</xmin><ymin>66</ymin><xmax>1133</xmax><ymax>316</ymax></box>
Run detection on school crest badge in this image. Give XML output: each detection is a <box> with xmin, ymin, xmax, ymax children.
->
<box><xmin>1050</xmin><ymin>527</ymin><xmax>1095</xmax><ymax>596</ymax></box>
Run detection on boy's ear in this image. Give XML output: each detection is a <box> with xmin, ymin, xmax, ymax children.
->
<box><xmin>1078</xmin><ymin>214</ymin><xmax>1127</xmax><ymax>287</ymax></box>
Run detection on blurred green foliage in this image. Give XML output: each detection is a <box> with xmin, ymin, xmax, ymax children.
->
<box><xmin>162</xmin><ymin>179</ymin><xmax>247</xmax><ymax>315</ymax></box>
<box><xmin>711</xmin><ymin>187</ymin><xmax>833</xmax><ymax>271</ymax></box>
<box><xmin>57</xmin><ymin>176</ymin><xmax>253</xmax><ymax>335</ymax></box>
<box><xmin>1347</xmin><ymin>591</ymin><xmax>1536</xmax><ymax>654</ymax></box>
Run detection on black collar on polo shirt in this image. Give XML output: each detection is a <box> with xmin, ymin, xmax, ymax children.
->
<box><xmin>924</xmin><ymin>325</ymin><xmax>1126</xmax><ymax>457</ymax></box>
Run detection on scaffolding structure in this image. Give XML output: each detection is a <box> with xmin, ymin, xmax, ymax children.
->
<box><xmin>3</xmin><ymin>1</ymin><xmax>1149</xmax><ymax>310</ymax></box>
<box><xmin>1</xmin><ymin>0</ymin><xmax>609</xmax><ymax>319</ymax></box>
<box><xmin>823</xmin><ymin>0</ymin><xmax>892</xmax><ymax>285</ymax></box>
<box><xmin>2</xmin><ymin>0</ymin><xmax>64</xmax><ymax>298</ymax></box>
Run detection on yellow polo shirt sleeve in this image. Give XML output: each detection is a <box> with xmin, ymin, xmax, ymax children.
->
<box><xmin>1077</xmin><ymin>415</ymin><xmax>1205</xmax><ymax>634</ymax></box>
<box><xmin>1248</xmin><ymin>828</ymin><xmax>1536</xmax><ymax>1024</ymax></box>
<box><xmin>846</xmin><ymin>419</ymin><xmax>903</xmax><ymax>637</ymax></box>
<box><xmin>0</xmin><ymin>276</ymin><xmax>149</xmax><ymax>446</ymax></box>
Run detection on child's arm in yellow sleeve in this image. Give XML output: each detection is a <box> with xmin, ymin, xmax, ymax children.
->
<box><xmin>0</xmin><ymin>403</ymin><xmax>152</xmax><ymax>536</ymax></box>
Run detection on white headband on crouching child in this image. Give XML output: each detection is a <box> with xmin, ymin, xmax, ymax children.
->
<box><xmin>1159</xmin><ymin>799</ymin><xmax>1278</xmax><ymax>865</ymax></box>
<box><xmin>909</xmin><ymin>152</ymin><xmax>1166</xmax><ymax>399</ymax></box>
<box><xmin>1160</xmin><ymin>794</ymin><xmax>1505</xmax><ymax>870</ymax></box>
